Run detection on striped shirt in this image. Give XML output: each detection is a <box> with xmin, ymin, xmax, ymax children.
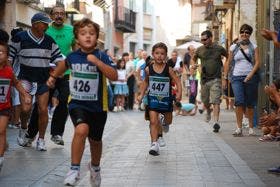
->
<box><xmin>9</xmin><ymin>30</ymin><xmax>64</xmax><ymax>83</ymax></box>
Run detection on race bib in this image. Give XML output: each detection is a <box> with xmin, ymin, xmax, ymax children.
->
<box><xmin>70</xmin><ymin>71</ymin><xmax>99</xmax><ymax>101</ymax></box>
<box><xmin>148</xmin><ymin>76</ymin><xmax>170</xmax><ymax>97</ymax></box>
<box><xmin>0</xmin><ymin>79</ymin><xmax>11</xmax><ymax>103</ymax></box>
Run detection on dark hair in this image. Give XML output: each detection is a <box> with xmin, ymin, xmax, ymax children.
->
<box><xmin>122</xmin><ymin>52</ymin><xmax>129</xmax><ymax>58</ymax></box>
<box><xmin>11</xmin><ymin>27</ymin><xmax>23</xmax><ymax>41</ymax></box>
<box><xmin>116</xmin><ymin>59</ymin><xmax>125</xmax><ymax>69</ymax></box>
<box><xmin>0</xmin><ymin>29</ymin><xmax>9</xmax><ymax>43</ymax></box>
<box><xmin>49</xmin><ymin>5</ymin><xmax>65</xmax><ymax>15</ymax></box>
<box><xmin>175</xmin><ymin>101</ymin><xmax>182</xmax><ymax>108</ymax></box>
<box><xmin>201</xmin><ymin>30</ymin><xmax>213</xmax><ymax>38</ymax></box>
<box><xmin>0</xmin><ymin>41</ymin><xmax>9</xmax><ymax>55</ymax></box>
<box><xmin>73</xmin><ymin>18</ymin><xmax>100</xmax><ymax>46</ymax></box>
<box><xmin>240</xmin><ymin>24</ymin><xmax>253</xmax><ymax>35</ymax></box>
<box><xmin>152</xmin><ymin>42</ymin><xmax>168</xmax><ymax>54</ymax></box>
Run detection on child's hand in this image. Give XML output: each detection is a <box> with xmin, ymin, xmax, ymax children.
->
<box><xmin>46</xmin><ymin>76</ymin><xmax>56</xmax><ymax>88</ymax></box>
<box><xmin>87</xmin><ymin>54</ymin><xmax>99</xmax><ymax>65</ymax></box>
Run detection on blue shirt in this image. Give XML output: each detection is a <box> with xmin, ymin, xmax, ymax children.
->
<box><xmin>67</xmin><ymin>49</ymin><xmax>116</xmax><ymax>112</ymax></box>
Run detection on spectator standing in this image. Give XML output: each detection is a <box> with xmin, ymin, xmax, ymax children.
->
<box><xmin>224</xmin><ymin>24</ymin><xmax>260</xmax><ymax>136</ymax></box>
<box><xmin>191</xmin><ymin>30</ymin><xmax>228</xmax><ymax>133</ymax></box>
<box><xmin>125</xmin><ymin>52</ymin><xmax>136</xmax><ymax>110</ymax></box>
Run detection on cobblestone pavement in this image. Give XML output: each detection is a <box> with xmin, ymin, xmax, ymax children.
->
<box><xmin>0</xmin><ymin>109</ymin><xmax>279</xmax><ymax>187</ymax></box>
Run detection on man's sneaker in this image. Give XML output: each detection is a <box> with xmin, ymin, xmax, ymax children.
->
<box><xmin>268</xmin><ymin>166</ymin><xmax>280</xmax><ymax>174</ymax></box>
<box><xmin>17</xmin><ymin>129</ymin><xmax>33</xmax><ymax>147</ymax></box>
<box><xmin>248</xmin><ymin>128</ymin><xmax>256</xmax><ymax>136</ymax></box>
<box><xmin>157</xmin><ymin>137</ymin><xmax>166</xmax><ymax>147</ymax></box>
<box><xmin>149</xmin><ymin>142</ymin><xmax>159</xmax><ymax>156</ymax></box>
<box><xmin>160</xmin><ymin>115</ymin><xmax>169</xmax><ymax>133</ymax></box>
<box><xmin>51</xmin><ymin>135</ymin><xmax>64</xmax><ymax>145</ymax></box>
<box><xmin>36</xmin><ymin>138</ymin><xmax>47</xmax><ymax>151</ymax></box>
<box><xmin>232</xmin><ymin>128</ymin><xmax>243</xmax><ymax>137</ymax></box>
<box><xmin>64</xmin><ymin>169</ymin><xmax>80</xmax><ymax>186</ymax></box>
<box><xmin>0</xmin><ymin>157</ymin><xmax>4</xmax><ymax>172</ymax></box>
<box><xmin>213</xmin><ymin>123</ymin><xmax>220</xmax><ymax>133</ymax></box>
<box><xmin>88</xmin><ymin>163</ymin><xmax>101</xmax><ymax>187</ymax></box>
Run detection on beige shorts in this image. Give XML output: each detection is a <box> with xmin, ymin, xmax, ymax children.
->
<box><xmin>201</xmin><ymin>78</ymin><xmax>222</xmax><ymax>105</ymax></box>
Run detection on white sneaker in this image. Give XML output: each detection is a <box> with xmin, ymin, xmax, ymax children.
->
<box><xmin>249</xmin><ymin>128</ymin><xmax>256</xmax><ymax>136</ymax></box>
<box><xmin>0</xmin><ymin>157</ymin><xmax>4</xmax><ymax>172</ymax></box>
<box><xmin>88</xmin><ymin>163</ymin><xmax>101</xmax><ymax>187</ymax></box>
<box><xmin>157</xmin><ymin>137</ymin><xmax>166</xmax><ymax>147</ymax></box>
<box><xmin>64</xmin><ymin>169</ymin><xmax>80</xmax><ymax>186</ymax></box>
<box><xmin>232</xmin><ymin>128</ymin><xmax>243</xmax><ymax>137</ymax></box>
<box><xmin>51</xmin><ymin>135</ymin><xmax>64</xmax><ymax>145</ymax></box>
<box><xmin>17</xmin><ymin>129</ymin><xmax>33</xmax><ymax>147</ymax></box>
<box><xmin>149</xmin><ymin>142</ymin><xmax>159</xmax><ymax>156</ymax></box>
<box><xmin>36</xmin><ymin>138</ymin><xmax>47</xmax><ymax>151</ymax></box>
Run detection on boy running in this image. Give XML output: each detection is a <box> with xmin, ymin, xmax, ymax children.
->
<box><xmin>47</xmin><ymin>18</ymin><xmax>117</xmax><ymax>186</ymax></box>
<box><xmin>138</xmin><ymin>42</ymin><xmax>182</xmax><ymax>156</ymax></box>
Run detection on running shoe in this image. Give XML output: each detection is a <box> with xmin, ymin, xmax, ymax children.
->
<box><xmin>213</xmin><ymin>123</ymin><xmax>220</xmax><ymax>133</ymax></box>
<box><xmin>268</xmin><ymin>166</ymin><xmax>280</xmax><ymax>174</ymax></box>
<box><xmin>157</xmin><ymin>137</ymin><xmax>166</xmax><ymax>147</ymax></box>
<box><xmin>36</xmin><ymin>138</ymin><xmax>47</xmax><ymax>151</ymax></box>
<box><xmin>88</xmin><ymin>162</ymin><xmax>101</xmax><ymax>187</ymax></box>
<box><xmin>17</xmin><ymin>129</ymin><xmax>33</xmax><ymax>147</ymax></box>
<box><xmin>51</xmin><ymin>135</ymin><xmax>64</xmax><ymax>145</ymax></box>
<box><xmin>232</xmin><ymin>128</ymin><xmax>243</xmax><ymax>137</ymax></box>
<box><xmin>248</xmin><ymin>128</ymin><xmax>256</xmax><ymax>136</ymax></box>
<box><xmin>149</xmin><ymin>142</ymin><xmax>159</xmax><ymax>156</ymax></box>
<box><xmin>64</xmin><ymin>169</ymin><xmax>80</xmax><ymax>186</ymax></box>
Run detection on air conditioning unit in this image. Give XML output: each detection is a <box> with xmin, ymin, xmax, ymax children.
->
<box><xmin>17</xmin><ymin>0</ymin><xmax>40</xmax><ymax>4</ymax></box>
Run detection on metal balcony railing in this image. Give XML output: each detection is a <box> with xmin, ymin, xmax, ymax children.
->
<box><xmin>114</xmin><ymin>6</ymin><xmax>136</xmax><ymax>33</ymax></box>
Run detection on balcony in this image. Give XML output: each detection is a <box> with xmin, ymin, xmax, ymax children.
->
<box><xmin>114</xmin><ymin>6</ymin><xmax>136</xmax><ymax>33</ymax></box>
<box><xmin>17</xmin><ymin>0</ymin><xmax>40</xmax><ymax>4</ymax></box>
<box><xmin>204</xmin><ymin>0</ymin><xmax>236</xmax><ymax>20</ymax></box>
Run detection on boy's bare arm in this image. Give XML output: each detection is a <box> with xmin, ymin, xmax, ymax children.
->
<box><xmin>47</xmin><ymin>60</ymin><xmax>67</xmax><ymax>88</ymax></box>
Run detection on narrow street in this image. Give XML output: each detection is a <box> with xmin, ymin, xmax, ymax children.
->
<box><xmin>1</xmin><ymin>109</ymin><xmax>279</xmax><ymax>186</ymax></box>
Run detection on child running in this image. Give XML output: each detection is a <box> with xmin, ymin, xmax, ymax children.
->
<box><xmin>46</xmin><ymin>18</ymin><xmax>117</xmax><ymax>186</ymax></box>
<box><xmin>138</xmin><ymin>42</ymin><xmax>182</xmax><ymax>156</ymax></box>
<box><xmin>0</xmin><ymin>41</ymin><xmax>31</xmax><ymax>172</ymax></box>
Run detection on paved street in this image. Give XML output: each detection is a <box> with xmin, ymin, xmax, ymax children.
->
<box><xmin>0</xmin><ymin>108</ymin><xmax>280</xmax><ymax>187</ymax></box>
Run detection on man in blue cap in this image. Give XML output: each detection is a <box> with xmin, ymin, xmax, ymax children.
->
<box><xmin>9</xmin><ymin>12</ymin><xmax>64</xmax><ymax>151</ymax></box>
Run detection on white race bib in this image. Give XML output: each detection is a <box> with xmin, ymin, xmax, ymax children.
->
<box><xmin>70</xmin><ymin>71</ymin><xmax>99</xmax><ymax>101</ymax></box>
<box><xmin>0</xmin><ymin>79</ymin><xmax>11</xmax><ymax>103</ymax></box>
<box><xmin>148</xmin><ymin>76</ymin><xmax>170</xmax><ymax>97</ymax></box>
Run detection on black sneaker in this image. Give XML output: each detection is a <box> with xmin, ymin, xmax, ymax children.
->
<box><xmin>213</xmin><ymin>123</ymin><xmax>220</xmax><ymax>133</ymax></box>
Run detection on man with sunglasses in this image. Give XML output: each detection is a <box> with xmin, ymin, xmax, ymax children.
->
<box><xmin>190</xmin><ymin>30</ymin><xmax>228</xmax><ymax>133</ymax></box>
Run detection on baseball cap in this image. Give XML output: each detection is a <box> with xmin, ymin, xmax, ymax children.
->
<box><xmin>31</xmin><ymin>12</ymin><xmax>52</xmax><ymax>24</ymax></box>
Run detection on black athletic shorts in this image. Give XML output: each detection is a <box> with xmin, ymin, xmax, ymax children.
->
<box><xmin>69</xmin><ymin>108</ymin><xmax>107</xmax><ymax>141</ymax></box>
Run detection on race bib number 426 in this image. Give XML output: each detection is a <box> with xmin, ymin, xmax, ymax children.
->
<box><xmin>70</xmin><ymin>71</ymin><xmax>99</xmax><ymax>101</ymax></box>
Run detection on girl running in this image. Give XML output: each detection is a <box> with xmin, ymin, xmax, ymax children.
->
<box><xmin>138</xmin><ymin>42</ymin><xmax>182</xmax><ymax>156</ymax></box>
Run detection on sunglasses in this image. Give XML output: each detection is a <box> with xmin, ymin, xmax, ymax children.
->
<box><xmin>240</xmin><ymin>31</ymin><xmax>251</xmax><ymax>35</ymax></box>
<box><xmin>201</xmin><ymin>38</ymin><xmax>208</xmax><ymax>42</ymax></box>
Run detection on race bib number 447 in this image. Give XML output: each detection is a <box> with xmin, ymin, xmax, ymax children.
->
<box><xmin>70</xmin><ymin>71</ymin><xmax>99</xmax><ymax>101</ymax></box>
<box><xmin>149</xmin><ymin>76</ymin><xmax>170</xmax><ymax>97</ymax></box>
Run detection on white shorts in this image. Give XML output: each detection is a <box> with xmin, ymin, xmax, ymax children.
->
<box><xmin>11</xmin><ymin>87</ymin><xmax>20</xmax><ymax>106</ymax></box>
